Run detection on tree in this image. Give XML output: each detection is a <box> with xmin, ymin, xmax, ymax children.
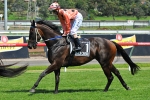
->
<box><xmin>0</xmin><ymin>2</ymin><xmax>4</xmax><ymax>14</ymax></box>
<box><xmin>37</xmin><ymin>0</ymin><xmax>51</xmax><ymax>19</ymax></box>
<box><xmin>132</xmin><ymin>3</ymin><xmax>145</xmax><ymax>20</ymax></box>
<box><xmin>142</xmin><ymin>0</ymin><xmax>150</xmax><ymax>16</ymax></box>
<box><xmin>12</xmin><ymin>1</ymin><xmax>27</xmax><ymax>19</ymax></box>
<box><xmin>88</xmin><ymin>0</ymin><xmax>122</xmax><ymax>20</ymax></box>
<box><xmin>2</xmin><ymin>0</ymin><xmax>150</xmax><ymax>20</ymax></box>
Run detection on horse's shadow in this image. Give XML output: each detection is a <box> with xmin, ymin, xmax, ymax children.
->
<box><xmin>2</xmin><ymin>88</ymin><xmax>112</xmax><ymax>94</ymax></box>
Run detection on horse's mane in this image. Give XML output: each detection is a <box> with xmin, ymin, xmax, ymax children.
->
<box><xmin>36</xmin><ymin>20</ymin><xmax>62</xmax><ymax>35</ymax></box>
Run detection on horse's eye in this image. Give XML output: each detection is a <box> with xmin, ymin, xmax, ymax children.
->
<box><xmin>30</xmin><ymin>29</ymin><xmax>33</xmax><ymax>32</ymax></box>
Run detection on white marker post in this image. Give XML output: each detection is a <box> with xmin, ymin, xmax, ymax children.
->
<box><xmin>0</xmin><ymin>14</ymin><xmax>3</xmax><ymax>21</ymax></box>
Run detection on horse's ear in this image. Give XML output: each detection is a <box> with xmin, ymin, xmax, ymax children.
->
<box><xmin>30</xmin><ymin>20</ymin><xmax>32</xmax><ymax>24</ymax></box>
<box><xmin>33</xmin><ymin>20</ymin><xmax>35</xmax><ymax>26</ymax></box>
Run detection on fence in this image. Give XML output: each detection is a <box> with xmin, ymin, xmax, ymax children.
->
<box><xmin>0</xmin><ymin>42</ymin><xmax>149</xmax><ymax>71</ymax></box>
<box><xmin>0</xmin><ymin>30</ymin><xmax>150</xmax><ymax>36</ymax></box>
<box><xmin>0</xmin><ymin>42</ymin><xmax>150</xmax><ymax>57</ymax></box>
<box><xmin>0</xmin><ymin>42</ymin><xmax>150</xmax><ymax>47</ymax></box>
<box><xmin>0</xmin><ymin>20</ymin><xmax>150</xmax><ymax>27</ymax></box>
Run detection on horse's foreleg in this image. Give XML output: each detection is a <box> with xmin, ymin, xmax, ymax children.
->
<box><xmin>29</xmin><ymin>70</ymin><xmax>47</xmax><ymax>93</ymax></box>
<box><xmin>111</xmin><ymin>65</ymin><xmax>130</xmax><ymax>90</ymax></box>
<box><xmin>54</xmin><ymin>69</ymin><xmax>60</xmax><ymax>94</ymax></box>
<box><xmin>102</xmin><ymin>67</ymin><xmax>114</xmax><ymax>92</ymax></box>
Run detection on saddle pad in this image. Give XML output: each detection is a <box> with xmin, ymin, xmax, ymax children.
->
<box><xmin>70</xmin><ymin>38</ymin><xmax>90</xmax><ymax>57</ymax></box>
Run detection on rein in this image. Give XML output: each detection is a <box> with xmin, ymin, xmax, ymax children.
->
<box><xmin>33</xmin><ymin>24</ymin><xmax>67</xmax><ymax>50</ymax></box>
<box><xmin>45</xmin><ymin>36</ymin><xmax>62</xmax><ymax>41</ymax></box>
<box><xmin>35</xmin><ymin>24</ymin><xmax>63</xmax><ymax>42</ymax></box>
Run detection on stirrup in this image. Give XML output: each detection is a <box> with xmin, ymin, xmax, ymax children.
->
<box><xmin>75</xmin><ymin>47</ymin><xmax>81</xmax><ymax>51</ymax></box>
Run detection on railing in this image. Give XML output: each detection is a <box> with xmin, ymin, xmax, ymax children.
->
<box><xmin>0</xmin><ymin>30</ymin><xmax>150</xmax><ymax>36</ymax></box>
<box><xmin>0</xmin><ymin>20</ymin><xmax>150</xmax><ymax>27</ymax></box>
<box><xmin>0</xmin><ymin>42</ymin><xmax>150</xmax><ymax>47</ymax></box>
<box><xmin>0</xmin><ymin>42</ymin><xmax>149</xmax><ymax>72</ymax></box>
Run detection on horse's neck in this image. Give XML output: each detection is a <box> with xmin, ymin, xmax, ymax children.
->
<box><xmin>38</xmin><ymin>25</ymin><xmax>63</xmax><ymax>48</ymax></box>
<box><xmin>38</xmin><ymin>25</ymin><xmax>58</xmax><ymax>37</ymax></box>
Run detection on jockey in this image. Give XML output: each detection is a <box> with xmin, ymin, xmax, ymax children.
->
<box><xmin>48</xmin><ymin>2</ymin><xmax>83</xmax><ymax>51</ymax></box>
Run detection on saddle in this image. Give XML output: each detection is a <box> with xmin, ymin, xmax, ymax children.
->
<box><xmin>66</xmin><ymin>35</ymin><xmax>90</xmax><ymax>57</ymax></box>
<box><xmin>65</xmin><ymin>35</ymin><xmax>90</xmax><ymax>67</ymax></box>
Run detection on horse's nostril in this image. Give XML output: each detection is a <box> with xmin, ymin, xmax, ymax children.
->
<box><xmin>27</xmin><ymin>45</ymin><xmax>32</xmax><ymax>49</ymax></box>
<box><xmin>33</xmin><ymin>44</ymin><xmax>37</xmax><ymax>49</ymax></box>
<box><xmin>33</xmin><ymin>46</ymin><xmax>37</xmax><ymax>49</ymax></box>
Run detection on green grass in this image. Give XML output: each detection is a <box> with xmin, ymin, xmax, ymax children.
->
<box><xmin>27</xmin><ymin>63</ymin><xmax>150</xmax><ymax>70</ymax></box>
<box><xmin>94</xmin><ymin>16</ymin><xmax>150</xmax><ymax>21</ymax></box>
<box><xmin>8</xmin><ymin>13</ymin><xmax>26</xmax><ymax>20</ymax></box>
<box><xmin>0</xmin><ymin>64</ymin><xmax>150</xmax><ymax>100</ymax></box>
<box><xmin>7</xmin><ymin>13</ymin><xmax>150</xmax><ymax>21</ymax></box>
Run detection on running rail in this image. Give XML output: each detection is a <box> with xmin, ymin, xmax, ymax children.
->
<box><xmin>119</xmin><ymin>42</ymin><xmax>150</xmax><ymax>46</ymax></box>
<box><xmin>0</xmin><ymin>43</ymin><xmax>46</xmax><ymax>47</ymax></box>
<box><xmin>0</xmin><ymin>42</ymin><xmax>150</xmax><ymax>47</ymax></box>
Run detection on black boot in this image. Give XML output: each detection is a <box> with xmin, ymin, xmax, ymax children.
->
<box><xmin>74</xmin><ymin>38</ymin><xmax>81</xmax><ymax>51</ymax></box>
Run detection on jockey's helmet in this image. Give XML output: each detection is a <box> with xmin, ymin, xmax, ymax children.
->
<box><xmin>48</xmin><ymin>2</ymin><xmax>60</xmax><ymax>11</ymax></box>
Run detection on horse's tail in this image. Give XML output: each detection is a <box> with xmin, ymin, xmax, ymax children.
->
<box><xmin>112</xmin><ymin>41</ymin><xmax>140</xmax><ymax>75</ymax></box>
<box><xmin>0</xmin><ymin>63</ymin><xmax>28</xmax><ymax>77</ymax></box>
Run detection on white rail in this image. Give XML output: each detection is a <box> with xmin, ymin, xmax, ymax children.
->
<box><xmin>0</xmin><ymin>30</ymin><xmax>150</xmax><ymax>36</ymax></box>
<box><xmin>0</xmin><ymin>20</ymin><xmax>150</xmax><ymax>27</ymax></box>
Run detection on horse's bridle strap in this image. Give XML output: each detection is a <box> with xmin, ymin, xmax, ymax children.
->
<box><xmin>45</xmin><ymin>36</ymin><xmax>62</xmax><ymax>41</ymax></box>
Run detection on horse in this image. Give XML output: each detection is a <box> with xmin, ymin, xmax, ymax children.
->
<box><xmin>0</xmin><ymin>61</ymin><xmax>28</xmax><ymax>77</ymax></box>
<box><xmin>28</xmin><ymin>20</ymin><xmax>140</xmax><ymax>94</ymax></box>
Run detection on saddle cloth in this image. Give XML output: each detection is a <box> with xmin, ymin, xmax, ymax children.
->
<box><xmin>70</xmin><ymin>38</ymin><xmax>90</xmax><ymax>57</ymax></box>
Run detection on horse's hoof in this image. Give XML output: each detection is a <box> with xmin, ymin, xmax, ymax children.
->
<box><xmin>53</xmin><ymin>91</ymin><xmax>58</xmax><ymax>94</ymax></box>
<box><xmin>29</xmin><ymin>89</ymin><xmax>35</xmax><ymax>93</ymax></box>
<box><xmin>126</xmin><ymin>87</ymin><xmax>131</xmax><ymax>90</ymax></box>
<box><xmin>103</xmin><ymin>89</ymin><xmax>108</xmax><ymax>92</ymax></box>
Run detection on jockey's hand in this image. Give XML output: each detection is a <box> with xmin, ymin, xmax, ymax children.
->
<box><xmin>62</xmin><ymin>33</ymin><xmax>67</xmax><ymax>37</ymax></box>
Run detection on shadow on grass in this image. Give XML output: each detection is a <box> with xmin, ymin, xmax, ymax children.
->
<box><xmin>2</xmin><ymin>88</ymin><xmax>113</xmax><ymax>94</ymax></box>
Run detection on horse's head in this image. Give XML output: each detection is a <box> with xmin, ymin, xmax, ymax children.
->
<box><xmin>28</xmin><ymin>20</ymin><xmax>41</xmax><ymax>49</ymax></box>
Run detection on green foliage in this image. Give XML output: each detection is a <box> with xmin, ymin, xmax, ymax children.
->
<box><xmin>57</xmin><ymin>0</ymin><xmax>75</xmax><ymax>9</ymax></box>
<box><xmin>94</xmin><ymin>16</ymin><xmax>150</xmax><ymax>21</ymax></box>
<box><xmin>75</xmin><ymin>0</ymin><xmax>89</xmax><ymax>11</ymax></box>
<box><xmin>87</xmin><ymin>9</ymin><xmax>95</xmax><ymax>20</ymax></box>
<box><xmin>0</xmin><ymin>2</ymin><xmax>4</xmax><ymax>11</ymax></box>
<box><xmin>1</xmin><ymin>0</ymin><xmax>150</xmax><ymax>20</ymax></box>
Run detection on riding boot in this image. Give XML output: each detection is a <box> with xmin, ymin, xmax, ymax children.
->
<box><xmin>74</xmin><ymin>38</ymin><xmax>81</xmax><ymax>51</ymax></box>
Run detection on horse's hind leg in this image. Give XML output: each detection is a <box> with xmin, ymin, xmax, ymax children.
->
<box><xmin>111</xmin><ymin>64</ymin><xmax>130</xmax><ymax>90</ymax></box>
<box><xmin>101</xmin><ymin>65</ymin><xmax>114</xmax><ymax>92</ymax></box>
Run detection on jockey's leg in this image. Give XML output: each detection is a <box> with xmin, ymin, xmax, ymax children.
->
<box><xmin>70</xmin><ymin>12</ymin><xmax>83</xmax><ymax>51</ymax></box>
<box><xmin>73</xmin><ymin>34</ymin><xmax>81</xmax><ymax>51</ymax></box>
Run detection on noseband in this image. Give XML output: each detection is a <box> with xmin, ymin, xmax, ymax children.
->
<box><xmin>30</xmin><ymin>26</ymin><xmax>42</xmax><ymax>43</ymax></box>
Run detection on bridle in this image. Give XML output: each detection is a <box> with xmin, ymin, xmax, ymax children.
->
<box><xmin>29</xmin><ymin>25</ymin><xmax>42</xmax><ymax>44</ymax></box>
<box><xmin>35</xmin><ymin>27</ymin><xmax>42</xmax><ymax>43</ymax></box>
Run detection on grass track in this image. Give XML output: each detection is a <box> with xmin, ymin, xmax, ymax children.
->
<box><xmin>0</xmin><ymin>64</ymin><xmax>150</xmax><ymax>100</ymax></box>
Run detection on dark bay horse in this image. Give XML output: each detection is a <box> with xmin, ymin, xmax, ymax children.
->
<box><xmin>0</xmin><ymin>62</ymin><xmax>28</xmax><ymax>77</ymax></box>
<box><xmin>28</xmin><ymin>20</ymin><xmax>140</xmax><ymax>93</ymax></box>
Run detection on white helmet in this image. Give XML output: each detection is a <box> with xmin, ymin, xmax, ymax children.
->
<box><xmin>48</xmin><ymin>2</ymin><xmax>60</xmax><ymax>11</ymax></box>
